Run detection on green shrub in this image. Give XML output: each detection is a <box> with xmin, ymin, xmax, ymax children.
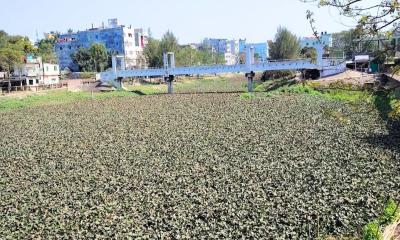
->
<box><xmin>78</xmin><ymin>72</ymin><xmax>96</xmax><ymax>79</ymax></box>
<box><xmin>363</xmin><ymin>221</ymin><xmax>383</xmax><ymax>240</ymax></box>
<box><xmin>240</xmin><ymin>92</ymin><xmax>255</xmax><ymax>99</ymax></box>
<box><xmin>362</xmin><ymin>199</ymin><xmax>400</xmax><ymax>240</ymax></box>
<box><xmin>389</xmin><ymin>99</ymin><xmax>400</xmax><ymax>119</ymax></box>
<box><xmin>279</xmin><ymin>85</ymin><xmax>322</xmax><ymax>96</ymax></box>
<box><xmin>328</xmin><ymin>81</ymin><xmax>362</xmax><ymax>91</ymax></box>
<box><xmin>261</xmin><ymin>70</ymin><xmax>295</xmax><ymax>81</ymax></box>
<box><xmin>379</xmin><ymin>198</ymin><xmax>400</xmax><ymax>225</ymax></box>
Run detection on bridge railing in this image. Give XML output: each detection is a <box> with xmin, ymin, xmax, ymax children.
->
<box><xmin>115</xmin><ymin>57</ymin><xmax>344</xmax><ymax>72</ymax></box>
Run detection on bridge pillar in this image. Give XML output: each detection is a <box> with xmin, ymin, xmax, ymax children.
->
<box><xmin>165</xmin><ymin>75</ymin><xmax>174</xmax><ymax>94</ymax></box>
<box><xmin>245</xmin><ymin>71</ymin><xmax>255</xmax><ymax>92</ymax></box>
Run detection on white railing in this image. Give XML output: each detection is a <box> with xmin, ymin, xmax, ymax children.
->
<box><xmin>100</xmin><ymin>57</ymin><xmax>345</xmax><ymax>81</ymax></box>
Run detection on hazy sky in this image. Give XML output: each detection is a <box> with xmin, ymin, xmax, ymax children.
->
<box><xmin>0</xmin><ymin>0</ymin><xmax>357</xmax><ymax>43</ymax></box>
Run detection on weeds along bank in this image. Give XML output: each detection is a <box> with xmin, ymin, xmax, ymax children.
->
<box><xmin>0</xmin><ymin>92</ymin><xmax>399</xmax><ymax>238</ymax></box>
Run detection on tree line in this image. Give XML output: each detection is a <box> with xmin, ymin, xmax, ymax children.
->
<box><xmin>144</xmin><ymin>31</ymin><xmax>225</xmax><ymax>68</ymax></box>
<box><xmin>0</xmin><ymin>31</ymin><xmax>57</xmax><ymax>75</ymax></box>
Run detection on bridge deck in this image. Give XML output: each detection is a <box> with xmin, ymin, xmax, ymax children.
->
<box><xmin>100</xmin><ymin>59</ymin><xmax>323</xmax><ymax>80</ymax></box>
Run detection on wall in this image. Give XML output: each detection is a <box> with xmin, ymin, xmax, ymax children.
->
<box><xmin>320</xmin><ymin>62</ymin><xmax>347</xmax><ymax>78</ymax></box>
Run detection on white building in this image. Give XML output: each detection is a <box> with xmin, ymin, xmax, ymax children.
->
<box><xmin>42</xmin><ymin>63</ymin><xmax>61</xmax><ymax>85</ymax></box>
<box><xmin>12</xmin><ymin>56</ymin><xmax>60</xmax><ymax>86</ymax></box>
<box><xmin>224</xmin><ymin>40</ymin><xmax>240</xmax><ymax>65</ymax></box>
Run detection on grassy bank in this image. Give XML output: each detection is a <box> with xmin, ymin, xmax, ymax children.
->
<box><xmin>125</xmin><ymin>75</ymin><xmax>247</xmax><ymax>94</ymax></box>
<box><xmin>1</xmin><ymin>76</ymin><xmax>399</xmax><ymax>121</ymax></box>
<box><xmin>254</xmin><ymin>79</ymin><xmax>400</xmax><ymax>120</ymax></box>
<box><xmin>0</xmin><ymin>90</ymin><xmax>135</xmax><ymax>112</ymax></box>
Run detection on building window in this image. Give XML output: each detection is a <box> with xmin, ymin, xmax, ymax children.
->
<box><xmin>54</xmin><ymin>66</ymin><xmax>58</xmax><ymax>71</ymax></box>
<box><xmin>69</xmin><ymin>46</ymin><xmax>72</xmax><ymax>50</ymax></box>
<box><xmin>46</xmin><ymin>66</ymin><xmax>49</xmax><ymax>71</ymax></box>
<box><xmin>60</xmin><ymin>47</ymin><xmax>63</xmax><ymax>50</ymax></box>
<box><xmin>128</xmin><ymin>33</ymin><xmax>133</xmax><ymax>37</ymax></box>
<box><xmin>36</xmin><ymin>79</ymin><xmax>39</xmax><ymax>84</ymax></box>
<box><xmin>29</xmin><ymin>80</ymin><xmax>33</xmax><ymax>85</ymax></box>
<box><xmin>135</xmin><ymin>33</ymin><xmax>139</xmax><ymax>47</ymax></box>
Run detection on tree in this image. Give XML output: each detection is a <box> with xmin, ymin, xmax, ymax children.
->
<box><xmin>176</xmin><ymin>46</ymin><xmax>227</xmax><ymax>66</ymax></box>
<box><xmin>71</xmin><ymin>44</ymin><xmax>109</xmax><ymax>72</ymax></box>
<box><xmin>144</xmin><ymin>30</ymin><xmax>225</xmax><ymax>67</ymax></box>
<box><xmin>0</xmin><ymin>30</ymin><xmax>8</xmax><ymax>49</ymax></box>
<box><xmin>176</xmin><ymin>46</ymin><xmax>198</xmax><ymax>66</ymax></box>
<box><xmin>0</xmin><ymin>48</ymin><xmax>24</xmax><ymax>73</ymax></box>
<box><xmin>0</xmin><ymin>31</ymin><xmax>36</xmax><ymax>73</ymax></box>
<box><xmin>0</xmin><ymin>47</ymin><xmax>24</xmax><ymax>92</ymax></box>
<box><xmin>89</xmin><ymin>43</ymin><xmax>108</xmax><ymax>72</ymax></box>
<box><xmin>37</xmin><ymin>39</ymin><xmax>58</xmax><ymax>64</ymax></box>
<box><xmin>254</xmin><ymin>53</ymin><xmax>261</xmax><ymax>63</ymax></box>
<box><xmin>303</xmin><ymin>0</ymin><xmax>400</xmax><ymax>64</ymax></box>
<box><xmin>71</xmin><ymin>48</ymin><xmax>92</xmax><ymax>72</ymax></box>
<box><xmin>160</xmin><ymin>31</ymin><xmax>179</xmax><ymax>54</ymax></box>
<box><xmin>238</xmin><ymin>52</ymin><xmax>246</xmax><ymax>64</ymax></box>
<box><xmin>301</xmin><ymin>46</ymin><xmax>317</xmax><ymax>62</ymax></box>
<box><xmin>7</xmin><ymin>36</ymin><xmax>37</xmax><ymax>55</ymax></box>
<box><xmin>269</xmin><ymin>27</ymin><xmax>301</xmax><ymax>60</ymax></box>
<box><xmin>304</xmin><ymin>1</ymin><xmax>400</xmax><ymax>36</ymax></box>
<box><xmin>143</xmin><ymin>37</ymin><xmax>162</xmax><ymax>67</ymax></box>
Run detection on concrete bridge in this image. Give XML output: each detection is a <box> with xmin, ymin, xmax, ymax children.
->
<box><xmin>99</xmin><ymin>44</ymin><xmax>346</xmax><ymax>93</ymax></box>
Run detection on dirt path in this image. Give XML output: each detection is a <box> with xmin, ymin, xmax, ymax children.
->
<box><xmin>315</xmin><ymin>70</ymin><xmax>378</xmax><ymax>86</ymax></box>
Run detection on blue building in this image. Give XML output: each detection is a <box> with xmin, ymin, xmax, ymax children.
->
<box><xmin>239</xmin><ymin>39</ymin><xmax>247</xmax><ymax>53</ymax></box>
<box><xmin>246</xmin><ymin>43</ymin><xmax>269</xmax><ymax>62</ymax></box>
<box><xmin>202</xmin><ymin>38</ymin><xmax>268</xmax><ymax>64</ymax></box>
<box><xmin>300</xmin><ymin>32</ymin><xmax>333</xmax><ymax>49</ymax></box>
<box><xmin>238</xmin><ymin>41</ymin><xmax>269</xmax><ymax>63</ymax></box>
<box><xmin>202</xmin><ymin>38</ymin><xmax>229</xmax><ymax>53</ymax></box>
<box><xmin>55</xmin><ymin>19</ymin><xmax>147</xmax><ymax>71</ymax></box>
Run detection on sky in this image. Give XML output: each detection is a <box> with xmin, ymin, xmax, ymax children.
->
<box><xmin>0</xmin><ymin>0</ymin><xmax>357</xmax><ymax>44</ymax></box>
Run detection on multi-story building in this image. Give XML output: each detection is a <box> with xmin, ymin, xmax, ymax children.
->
<box><xmin>239</xmin><ymin>39</ymin><xmax>247</xmax><ymax>53</ymax></box>
<box><xmin>203</xmin><ymin>38</ymin><xmax>242</xmax><ymax>65</ymax></box>
<box><xmin>55</xmin><ymin>19</ymin><xmax>147</xmax><ymax>71</ymax></box>
<box><xmin>12</xmin><ymin>55</ymin><xmax>60</xmax><ymax>86</ymax></box>
<box><xmin>202</xmin><ymin>38</ymin><xmax>268</xmax><ymax>64</ymax></box>
<box><xmin>203</xmin><ymin>38</ymin><xmax>229</xmax><ymax>53</ymax></box>
<box><xmin>245</xmin><ymin>43</ymin><xmax>269</xmax><ymax>63</ymax></box>
<box><xmin>224</xmin><ymin>40</ymin><xmax>240</xmax><ymax>65</ymax></box>
<box><xmin>300</xmin><ymin>32</ymin><xmax>333</xmax><ymax>49</ymax></box>
<box><xmin>238</xmin><ymin>39</ymin><xmax>269</xmax><ymax>63</ymax></box>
